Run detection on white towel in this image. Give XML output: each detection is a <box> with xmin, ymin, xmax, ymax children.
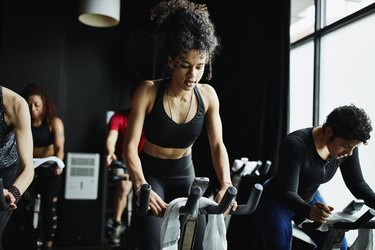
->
<box><xmin>297</xmin><ymin>211</ymin><xmax>362</xmax><ymax>232</ymax></box>
<box><xmin>33</xmin><ymin>156</ymin><xmax>65</xmax><ymax>169</ymax></box>
<box><xmin>350</xmin><ymin>228</ymin><xmax>373</xmax><ymax>250</ymax></box>
<box><xmin>160</xmin><ymin>197</ymin><xmax>227</xmax><ymax>250</ymax></box>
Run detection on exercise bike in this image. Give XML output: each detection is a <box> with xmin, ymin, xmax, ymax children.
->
<box><xmin>292</xmin><ymin>199</ymin><xmax>375</xmax><ymax>250</ymax></box>
<box><xmin>136</xmin><ymin>177</ymin><xmax>263</xmax><ymax>250</ymax></box>
<box><xmin>1</xmin><ymin>157</ymin><xmax>64</xmax><ymax>250</ymax></box>
<box><xmin>226</xmin><ymin>158</ymin><xmax>271</xmax><ymax>229</ymax></box>
<box><xmin>0</xmin><ymin>178</ymin><xmax>10</xmax><ymax>210</ymax></box>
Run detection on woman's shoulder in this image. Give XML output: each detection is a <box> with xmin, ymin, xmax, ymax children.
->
<box><xmin>196</xmin><ymin>83</ymin><xmax>217</xmax><ymax>98</ymax></box>
<box><xmin>3</xmin><ymin>86</ymin><xmax>29</xmax><ymax>119</ymax></box>
<box><xmin>3</xmin><ymin>86</ymin><xmax>25</xmax><ymax>105</ymax></box>
<box><xmin>196</xmin><ymin>83</ymin><xmax>218</xmax><ymax>109</ymax></box>
<box><xmin>141</xmin><ymin>79</ymin><xmax>163</xmax><ymax>86</ymax></box>
<box><xmin>49</xmin><ymin>116</ymin><xmax>64</xmax><ymax>128</ymax></box>
<box><xmin>138</xmin><ymin>79</ymin><xmax>163</xmax><ymax>92</ymax></box>
<box><xmin>136</xmin><ymin>79</ymin><xmax>165</xmax><ymax>99</ymax></box>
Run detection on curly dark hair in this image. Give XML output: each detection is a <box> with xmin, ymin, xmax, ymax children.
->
<box><xmin>21</xmin><ymin>83</ymin><xmax>57</xmax><ymax>119</ymax></box>
<box><xmin>150</xmin><ymin>0</ymin><xmax>220</xmax><ymax>81</ymax></box>
<box><xmin>322</xmin><ymin>104</ymin><xmax>372</xmax><ymax>144</ymax></box>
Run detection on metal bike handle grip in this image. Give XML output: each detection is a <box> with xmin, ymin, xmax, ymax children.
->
<box><xmin>111</xmin><ymin>160</ymin><xmax>127</xmax><ymax>171</ymax></box>
<box><xmin>180</xmin><ymin>186</ymin><xmax>202</xmax><ymax>215</ymax></box>
<box><xmin>261</xmin><ymin>160</ymin><xmax>272</xmax><ymax>176</ymax></box>
<box><xmin>205</xmin><ymin>186</ymin><xmax>237</xmax><ymax>214</ymax></box>
<box><xmin>0</xmin><ymin>179</ymin><xmax>10</xmax><ymax>211</ymax></box>
<box><xmin>137</xmin><ymin>183</ymin><xmax>151</xmax><ymax>216</ymax></box>
<box><xmin>231</xmin><ymin>183</ymin><xmax>263</xmax><ymax>215</ymax></box>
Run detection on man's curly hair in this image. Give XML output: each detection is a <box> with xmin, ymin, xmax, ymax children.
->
<box><xmin>323</xmin><ymin>104</ymin><xmax>373</xmax><ymax>144</ymax></box>
<box><xmin>150</xmin><ymin>0</ymin><xmax>220</xmax><ymax>81</ymax></box>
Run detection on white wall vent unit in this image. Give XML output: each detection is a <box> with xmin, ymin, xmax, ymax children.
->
<box><xmin>64</xmin><ymin>152</ymin><xmax>100</xmax><ymax>200</ymax></box>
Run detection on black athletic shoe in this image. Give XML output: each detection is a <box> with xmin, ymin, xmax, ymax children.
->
<box><xmin>110</xmin><ymin>222</ymin><xmax>125</xmax><ymax>246</ymax></box>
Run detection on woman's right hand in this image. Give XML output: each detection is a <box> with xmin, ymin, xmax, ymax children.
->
<box><xmin>136</xmin><ymin>187</ymin><xmax>167</xmax><ymax>217</ymax></box>
<box><xmin>3</xmin><ymin>189</ymin><xmax>17</xmax><ymax>210</ymax></box>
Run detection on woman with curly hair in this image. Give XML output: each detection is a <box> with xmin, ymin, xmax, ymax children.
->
<box><xmin>22</xmin><ymin>83</ymin><xmax>65</xmax><ymax>250</ymax></box>
<box><xmin>123</xmin><ymin>0</ymin><xmax>235</xmax><ymax>249</ymax></box>
<box><xmin>258</xmin><ymin>104</ymin><xmax>375</xmax><ymax>250</ymax></box>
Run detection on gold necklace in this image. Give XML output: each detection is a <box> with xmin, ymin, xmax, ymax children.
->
<box><xmin>167</xmin><ymin>87</ymin><xmax>194</xmax><ymax>124</ymax></box>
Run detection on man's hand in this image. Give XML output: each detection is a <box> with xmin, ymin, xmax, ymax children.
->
<box><xmin>105</xmin><ymin>154</ymin><xmax>117</xmax><ymax>168</ymax></box>
<box><xmin>309</xmin><ymin>202</ymin><xmax>334</xmax><ymax>223</ymax></box>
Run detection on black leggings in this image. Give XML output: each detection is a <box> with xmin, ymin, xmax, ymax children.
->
<box><xmin>135</xmin><ymin>151</ymin><xmax>206</xmax><ymax>250</ymax></box>
<box><xmin>0</xmin><ymin>161</ymin><xmax>20</xmax><ymax>250</ymax></box>
<box><xmin>34</xmin><ymin>163</ymin><xmax>62</xmax><ymax>242</ymax></box>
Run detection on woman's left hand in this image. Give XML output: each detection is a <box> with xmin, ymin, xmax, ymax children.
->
<box><xmin>214</xmin><ymin>186</ymin><xmax>238</xmax><ymax>217</ymax></box>
<box><xmin>53</xmin><ymin>166</ymin><xmax>63</xmax><ymax>175</ymax></box>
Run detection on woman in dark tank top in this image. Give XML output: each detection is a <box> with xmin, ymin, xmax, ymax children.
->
<box><xmin>22</xmin><ymin>83</ymin><xmax>65</xmax><ymax>250</ymax></box>
<box><xmin>123</xmin><ymin>1</ymin><xmax>236</xmax><ymax>249</ymax></box>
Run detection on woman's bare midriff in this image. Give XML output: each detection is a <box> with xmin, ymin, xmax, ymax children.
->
<box><xmin>142</xmin><ymin>140</ymin><xmax>192</xmax><ymax>159</ymax></box>
<box><xmin>33</xmin><ymin>144</ymin><xmax>54</xmax><ymax>158</ymax></box>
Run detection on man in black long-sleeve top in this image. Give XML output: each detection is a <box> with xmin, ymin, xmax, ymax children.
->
<box><xmin>259</xmin><ymin>104</ymin><xmax>375</xmax><ymax>250</ymax></box>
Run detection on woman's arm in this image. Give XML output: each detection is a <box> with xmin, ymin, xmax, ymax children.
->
<box><xmin>123</xmin><ymin>81</ymin><xmax>150</xmax><ymax>189</ymax></box>
<box><xmin>123</xmin><ymin>81</ymin><xmax>167</xmax><ymax>216</ymax></box>
<box><xmin>51</xmin><ymin>117</ymin><xmax>65</xmax><ymax>161</ymax></box>
<box><xmin>201</xmin><ymin>84</ymin><xmax>232</xmax><ymax>202</ymax></box>
<box><xmin>4</xmin><ymin>88</ymin><xmax>34</xmax><ymax>196</ymax></box>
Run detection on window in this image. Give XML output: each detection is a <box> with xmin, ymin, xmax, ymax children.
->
<box><xmin>290</xmin><ymin>0</ymin><xmax>375</xmax><ymax>245</ymax></box>
<box><xmin>323</xmin><ymin>0</ymin><xmax>375</xmax><ymax>27</ymax></box>
<box><xmin>289</xmin><ymin>41</ymin><xmax>314</xmax><ymax>133</ymax></box>
<box><xmin>290</xmin><ymin>0</ymin><xmax>315</xmax><ymax>43</ymax></box>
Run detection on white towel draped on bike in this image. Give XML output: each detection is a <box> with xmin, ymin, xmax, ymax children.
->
<box><xmin>160</xmin><ymin>197</ymin><xmax>227</xmax><ymax>250</ymax></box>
<box><xmin>33</xmin><ymin>156</ymin><xmax>65</xmax><ymax>169</ymax></box>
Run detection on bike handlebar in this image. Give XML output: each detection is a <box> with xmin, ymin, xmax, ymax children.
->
<box><xmin>180</xmin><ymin>186</ymin><xmax>203</xmax><ymax>216</ymax></box>
<box><xmin>230</xmin><ymin>183</ymin><xmax>263</xmax><ymax>215</ymax></box>
<box><xmin>333</xmin><ymin>208</ymin><xmax>375</xmax><ymax>230</ymax></box>
<box><xmin>137</xmin><ymin>183</ymin><xmax>151</xmax><ymax>216</ymax></box>
<box><xmin>111</xmin><ymin>160</ymin><xmax>127</xmax><ymax>170</ymax></box>
<box><xmin>302</xmin><ymin>208</ymin><xmax>375</xmax><ymax>231</ymax></box>
<box><xmin>110</xmin><ymin>160</ymin><xmax>129</xmax><ymax>181</ymax></box>
<box><xmin>136</xmin><ymin>182</ymin><xmax>263</xmax><ymax>217</ymax></box>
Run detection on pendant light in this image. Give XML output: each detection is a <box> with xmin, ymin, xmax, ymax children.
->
<box><xmin>79</xmin><ymin>0</ymin><xmax>120</xmax><ymax>28</ymax></box>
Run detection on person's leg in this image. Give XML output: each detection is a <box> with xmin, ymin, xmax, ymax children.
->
<box><xmin>161</xmin><ymin>156</ymin><xmax>201</xmax><ymax>250</ymax></box>
<box><xmin>136</xmin><ymin>152</ymin><xmax>196</xmax><ymax>250</ymax></box>
<box><xmin>258</xmin><ymin>193</ymin><xmax>295</xmax><ymax>250</ymax></box>
<box><xmin>110</xmin><ymin>178</ymin><xmax>132</xmax><ymax>245</ymax></box>
<box><xmin>136</xmin><ymin>177</ymin><xmax>165</xmax><ymax>250</ymax></box>
<box><xmin>113</xmin><ymin>179</ymin><xmax>132</xmax><ymax>223</ymax></box>
<box><xmin>36</xmin><ymin>165</ymin><xmax>62</xmax><ymax>249</ymax></box>
<box><xmin>0</xmin><ymin>210</ymin><xmax>13</xmax><ymax>250</ymax></box>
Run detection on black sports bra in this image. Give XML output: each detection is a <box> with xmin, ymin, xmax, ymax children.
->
<box><xmin>143</xmin><ymin>80</ymin><xmax>205</xmax><ymax>148</ymax></box>
<box><xmin>32</xmin><ymin>119</ymin><xmax>54</xmax><ymax>147</ymax></box>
